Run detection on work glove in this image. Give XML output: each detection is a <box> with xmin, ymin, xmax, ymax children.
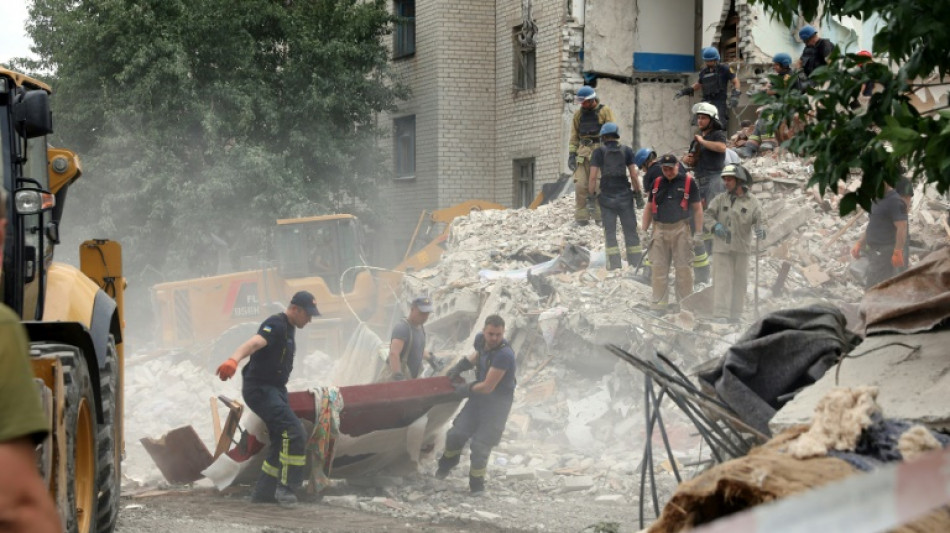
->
<box><xmin>673</xmin><ymin>87</ymin><xmax>694</xmax><ymax>100</ymax></box>
<box><xmin>850</xmin><ymin>242</ymin><xmax>862</xmax><ymax>259</ymax></box>
<box><xmin>568</xmin><ymin>152</ymin><xmax>577</xmax><ymax>172</ymax></box>
<box><xmin>712</xmin><ymin>223</ymin><xmax>730</xmax><ymax>241</ymax></box>
<box><xmin>216</xmin><ymin>359</ymin><xmax>238</xmax><ymax>381</ymax></box>
<box><xmin>634</xmin><ymin>194</ymin><xmax>645</xmax><ymax>210</ymax></box>
<box><xmin>446</xmin><ymin>357</ymin><xmax>475</xmax><ymax>380</ymax></box>
<box><xmin>754</xmin><ymin>226</ymin><xmax>766</xmax><ymax>240</ymax></box>
<box><xmin>453</xmin><ymin>381</ymin><xmax>472</xmax><ymax>399</ymax></box>
<box><xmin>729</xmin><ymin>89</ymin><xmax>741</xmax><ymax>109</ymax></box>
<box><xmin>392</xmin><ymin>371</ymin><xmax>407</xmax><ymax>381</ymax></box>
<box><xmin>891</xmin><ymin>249</ymin><xmax>905</xmax><ymax>268</ymax></box>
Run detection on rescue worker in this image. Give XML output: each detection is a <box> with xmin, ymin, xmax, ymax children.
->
<box><xmin>851</xmin><ymin>181</ymin><xmax>908</xmax><ymax>288</ymax></box>
<box><xmin>797</xmin><ymin>25</ymin><xmax>835</xmax><ymax>78</ymax></box>
<box><xmin>674</xmin><ymin>47</ymin><xmax>741</xmax><ymax>130</ymax></box>
<box><xmin>683</xmin><ymin>102</ymin><xmax>725</xmax><ymax>281</ymax></box>
<box><xmin>437</xmin><ymin>315</ymin><xmax>516</xmax><ymax>494</ymax></box>
<box><xmin>768</xmin><ymin>53</ymin><xmax>805</xmax><ymax>94</ymax></box>
<box><xmin>216</xmin><ymin>290</ymin><xmax>320</xmax><ymax>506</ymax></box>
<box><xmin>568</xmin><ymin>85</ymin><xmax>615</xmax><ymax>225</ymax></box>
<box><xmin>635</xmin><ymin>147</ymin><xmax>658</xmax><ymax>194</ymax></box>
<box><xmin>588</xmin><ymin>122</ymin><xmax>645</xmax><ymax>270</ymax></box>
<box><xmin>387</xmin><ymin>296</ymin><xmax>440</xmax><ymax>380</ymax></box>
<box><xmin>641</xmin><ymin>154</ymin><xmax>704</xmax><ymax>313</ymax></box>
<box><xmin>895</xmin><ymin>177</ymin><xmax>913</xmax><ymax>272</ymax></box>
<box><xmin>0</xmin><ymin>189</ymin><xmax>62</xmax><ymax>533</ymax></box>
<box><xmin>704</xmin><ymin>164</ymin><xmax>766</xmax><ymax>323</ymax></box>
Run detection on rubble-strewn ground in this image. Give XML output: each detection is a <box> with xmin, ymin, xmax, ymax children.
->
<box><xmin>122</xmin><ymin>152</ymin><xmax>948</xmax><ymax>531</ymax></box>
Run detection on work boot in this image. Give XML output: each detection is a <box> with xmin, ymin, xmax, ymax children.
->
<box><xmin>436</xmin><ymin>453</ymin><xmax>460</xmax><ymax>479</ymax></box>
<box><xmin>469</xmin><ymin>476</ymin><xmax>485</xmax><ymax>494</ymax></box>
<box><xmin>249</xmin><ymin>475</ymin><xmax>277</xmax><ymax>504</ymax></box>
<box><xmin>275</xmin><ymin>484</ymin><xmax>298</xmax><ymax>508</ymax></box>
<box><xmin>575</xmin><ymin>219</ymin><xmax>589</xmax><ymax>227</ymax></box>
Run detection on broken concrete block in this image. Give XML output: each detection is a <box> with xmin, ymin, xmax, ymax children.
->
<box><xmin>474</xmin><ymin>510</ymin><xmax>503</xmax><ymax>521</ymax></box>
<box><xmin>801</xmin><ymin>263</ymin><xmax>831</xmax><ymax>286</ymax></box>
<box><xmin>323</xmin><ymin>495</ymin><xmax>360</xmax><ymax>509</ymax></box>
<box><xmin>505</xmin><ymin>467</ymin><xmax>537</xmax><ymax>481</ymax></box>
<box><xmin>595</xmin><ymin>494</ymin><xmax>625</xmax><ymax>503</ymax></box>
<box><xmin>562</xmin><ymin>475</ymin><xmax>596</xmax><ymax>492</ymax></box>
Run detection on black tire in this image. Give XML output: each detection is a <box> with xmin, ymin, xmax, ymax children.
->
<box><xmin>95</xmin><ymin>337</ymin><xmax>121</xmax><ymax>533</ymax></box>
<box><xmin>58</xmin><ymin>347</ymin><xmax>100</xmax><ymax>533</ymax></box>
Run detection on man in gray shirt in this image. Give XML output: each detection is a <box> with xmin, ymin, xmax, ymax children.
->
<box><xmin>388</xmin><ymin>296</ymin><xmax>438</xmax><ymax>380</ymax></box>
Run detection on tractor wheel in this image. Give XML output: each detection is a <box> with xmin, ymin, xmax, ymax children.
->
<box><xmin>60</xmin><ymin>348</ymin><xmax>100</xmax><ymax>533</ymax></box>
<box><xmin>95</xmin><ymin>337</ymin><xmax>121</xmax><ymax>533</ymax></box>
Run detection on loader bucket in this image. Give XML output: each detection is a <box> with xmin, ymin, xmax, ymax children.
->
<box><xmin>140</xmin><ymin>425</ymin><xmax>213</xmax><ymax>485</ymax></box>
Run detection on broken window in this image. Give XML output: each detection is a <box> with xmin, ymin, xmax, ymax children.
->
<box><xmin>513</xmin><ymin>2</ymin><xmax>538</xmax><ymax>90</ymax></box>
<box><xmin>514</xmin><ymin>158</ymin><xmax>535</xmax><ymax>207</ymax></box>
<box><xmin>394</xmin><ymin>115</ymin><xmax>415</xmax><ymax>179</ymax></box>
<box><xmin>393</xmin><ymin>0</ymin><xmax>415</xmax><ymax>59</ymax></box>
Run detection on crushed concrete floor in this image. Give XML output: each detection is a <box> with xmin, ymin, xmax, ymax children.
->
<box><xmin>122</xmin><ymin>151</ymin><xmax>949</xmax><ymax>531</ymax></box>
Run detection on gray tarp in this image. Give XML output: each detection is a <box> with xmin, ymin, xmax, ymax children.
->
<box><xmin>859</xmin><ymin>246</ymin><xmax>950</xmax><ymax>335</ymax></box>
<box><xmin>698</xmin><ymin>304</ymin><xmax>862</xmax><ymax>436</ymax></box>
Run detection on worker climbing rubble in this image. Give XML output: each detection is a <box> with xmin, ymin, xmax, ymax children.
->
<box><xmin>851</xmin><ymin>179</ymin><xmax>908</xmax><ymax>288</ymax></box>
<box><xmin>675</xmin><ymin>46</ymin><xmax>741</xmax><ymax>130</ymax></box>
<box><xmin>568</xmin><ymin>85</ymin><xmax>615</xmax><ymax>226</ymax></box>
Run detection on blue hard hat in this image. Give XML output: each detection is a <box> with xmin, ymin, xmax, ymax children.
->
<box><xmin>634</xmin><ymin>147</ymin><xmax>656</xmax><ymax>167</ymax></box>
<box><xmin>799</xmin><ymin>25</ymin><xmax>817</xmax><ymax>41</ymax></box>
<box><xmin>599</xmin><ymin>122</ymin><xmax>619</xmax><ymax>137</ymax></box>
<box><xmin>575</xmin><ymin>86</ymin><xmax>596</xmax><ymax>102</ymax></box>
<box><xmin>772</xmin><ymin>53</ymin><xmax>792</xmax><ymax>68</ymax></box>
<box><xmin>701</xmin><ymin>47</ymin><xmax>720</xmax><ymax>62</ymax></box>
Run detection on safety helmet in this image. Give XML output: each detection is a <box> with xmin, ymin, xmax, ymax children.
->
<box><xmin>692</xmin><ymin>101</ymin><xmax>719</xmax><ymax>120</ymax></box>
<box><xmin>701</xmin><ymin>47</ymin><xmax>720</xmax><ymax>62</ymax></box>
<box><xmin>721</xmin><ymin>164</ymin><xmax>750</xmax><ymax>183</ymax></box>
<box><xmin>599</xmin><ymin>122</ymin><xmax>620</xmax><ymax>138</ymax></box>
<box><xmin>857</xmin><ymin>50</ymin><xmax>872</xmax><ymax>59</ymax></box>
<box><xmin>772</xmin><ymin>53</ymin><xmax>792</xmax><ymax>68</ymax></box>
<box><xmin>575</xmin><ymin>86</ymin><xmax>596</xmax><ymax>104</ymax></box>
<box><xmin>799</xmin><ymin>25</ymin><xmax>817</xmax><ymax>41</ymax></box>
<box><xmin>634</xmin><ymin>147</ymin><xmax>656</xmax><ymax>168</ymax></box>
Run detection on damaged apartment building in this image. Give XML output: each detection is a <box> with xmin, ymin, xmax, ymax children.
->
<box><xmin>377</xmin><ymin>0</ymin><xmax>880</xmax><ymax>259</ymax></box>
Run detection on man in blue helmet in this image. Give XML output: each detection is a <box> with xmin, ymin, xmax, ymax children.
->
<box><xmin>568</xmin><ymin>85</ymin><xmax>615</xmax><ymax>225</ymax></box>
<box><xmin>588</xmin><ymin>122</ymin><xmax>645</xmax><ymax>270</ymax></box>
<box><xmin>797</xmin><ymin>25</ymin><xmax>834</xmax><ymax>78</ymax></box>
<box><xmin>675</xmin><ymin>47</ymin><xmax>741</xmax><ymax>130</ymax></box>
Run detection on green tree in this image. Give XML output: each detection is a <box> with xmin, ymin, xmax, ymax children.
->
<box><xmin>19</xmin><ymin>0</ymin><xmax>406</xmax><ymax>285</ymax></box>
<box><xmin>751</xmin><ymin>0</ymin><xmax>950</xmax><ymax>214</ymax></box>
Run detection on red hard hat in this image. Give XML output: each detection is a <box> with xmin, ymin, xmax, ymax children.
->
<box><xmin>857</xmin><ymin>50</ymin><xmax>872</xmax><ymax>58</ymax></box>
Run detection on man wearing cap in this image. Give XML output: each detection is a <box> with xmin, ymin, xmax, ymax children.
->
<box><xmin>215</xmin><ymin>290</ymin><xmax>320</xmax><ymax>507</ymax></box>
<box><xmin>568</xmin><ymin>85</ymin><xmax>615</xmax><ymax>225</ymax></box>
<box><xmin>797</xmin><ymin>25</ymin><xmax>835</xmax><ymax>78</ymax></box>
<box><xmin>388</xmin><ymin>296</ymin><xmax>439</xmax><ymax>380</ymax></box>
<box><xmin>851</xmin><ymin>181</ymin><xmax>908</xmax><ymax>288</ymax></box>
<box><xmin>704</xmin><ymin>164</ymin><xmax>766</xmax><ymax>323</ymax></box>
<box><xmin>641</xmin><ymin>154</ymin><xmax>704</xmax><ymax>312</ymax></box>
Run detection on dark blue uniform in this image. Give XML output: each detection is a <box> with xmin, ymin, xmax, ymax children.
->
<box><xmin>438</xmin><ymin>333</ymin><xmax>516</xmax><ymax>492</ymax></box>
<box><xmin>698</xmin><ymin>63</ymin><xmax>735</xmax><ymax>129</ymax></box>
<box><xmin>243</xmin><ymin>313</ymin><xmax>307</xmax><ymax>500</ymax></box>
<box><xmin>592</xmin><ymin>141</ymin><xmax>642</xmax><ymax>269</ymax></box>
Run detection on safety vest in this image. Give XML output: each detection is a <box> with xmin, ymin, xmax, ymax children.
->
<box><xmin>578</xmin><ymin>105</ymin><xmax>603</xmax><ymax>137</ymax></box>
<box><xmin>801</xmin><ymin>39</ymin><xmax>831</xmax><ymax>76</ymax></box>
<box><xmin>601</xmin><ymin>144</ymin><xmax>627</xmax><ymax>180</ymax></box>
<box><xmin>651</xmin><ymin>174</ymin><xmax>693</xmax><ymax>215</ymax></box>
<box><xmin>699</xmin><ymin>65</ymin><xmax>726</xmax><ymax>99</ymax></box>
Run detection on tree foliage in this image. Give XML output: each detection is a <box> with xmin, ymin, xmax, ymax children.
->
<box><xmin>17</xmin><ymin>0</ymin><xmax>406</xmax><ymax>285</ymax></box>
<box><xmin>750</xmin><ymin>0</ymin><xmax>950</xmax><ymax>214</ymax></box>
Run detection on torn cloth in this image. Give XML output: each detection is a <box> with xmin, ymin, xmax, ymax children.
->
<box><xmin>859</xmin><ymin>246</ymin><xmax>950</xmax><ymax>336</ymax></box>
<box><xmin>698</xmin><ymin>304</ymin><xmax>861</xmax><ymax>436</ymax></box>
<box><xmin>307</xmin><ymin>386</ymin><xmax>343</xmax><ymax>493</ymax></box>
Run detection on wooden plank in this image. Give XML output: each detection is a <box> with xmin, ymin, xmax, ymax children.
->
<box><xmin>825</xmin><ymin>213</ymin><xmax>864</xmax><ymax>246</ymax></box>
<box><xmin>210</xmin><ymin>396</ymin><xmax>222</xmax><ymax>447</ymax></box>
<box><xmin>213</xmin><ymin>396</ymin><xmax>244</xmax><ymax>459</ymax></box>
<box><xmin>771</xmin><ymin>261</ymin><xmax>792</xmax><ymax>296</ymax></box>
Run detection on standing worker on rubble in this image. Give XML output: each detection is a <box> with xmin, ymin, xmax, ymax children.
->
<box><xmin>641</xmin><ymin>154</ymin><xmax>704</xmax><ymax>313</ymax></box>
<box><xmin>675</xmin><ymin>47</ymin><xmax>741</xmax><ymax>131</ymax></box>
<box><xmin>568</xmin><ymin>85</ymin><xmax>615</xmax><ymax>226</ymax></box>
<box><xmin>851</xmin><ymin>181</ymin><xmax>909</xmax><ymax>288</ymax></box>
<box><xmin>704</xmin><ymin>164</ymin><xmax>766</xmax><ymax>323</ymax></box>
<box><xmin>588</xmin><ymin>122</ymin><xmax>645</xmax><ymax>270</ymax></box>
<box><xmin>0</xmin><ymin>190</ymin><xmax>62</xmax><ymax>533</ymax></box>
<box><xmin>683</xmin><ymin>102</ymin><xmax>726</xmax><ymax>282</ymax></box>
<box><xmin>215</xmin><ymin>290</ymin><xmax>320</xmax><ymax>506</ymax></box>
<box><xmin>387</xmin><ymin>296</ymin><xmax>441</xmax><ymax>380</ymax></box>
<box><xmin>797</xmin><ymin>25</ymin><xmax>835</xmax><ymax>79</ymax></box>
<box><xmin>436</xmin><ymin>315</ymin><xmax>517</xmax><ymax>494</ymax></box>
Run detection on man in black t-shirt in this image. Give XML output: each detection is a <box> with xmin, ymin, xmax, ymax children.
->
<box><xmin>216</xmin><ymin>290</ymin><xmax>320</xmax><ymax>507</ymax></box>
<box><xmin>797</xmin><ymin>25</ymin><xmax>835</xmax><ymax>78</ymax></box>
<box><xmin>851</xmin><ymin>183</ymin><xmax>908</xmax><ymax>288</ymax></box>
<box><xmin>588</xmin><ymin>122</ymin><xmax>645</xmax><ymax>270</ymax></box>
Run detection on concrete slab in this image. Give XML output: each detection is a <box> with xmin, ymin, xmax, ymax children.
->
<box><xmin>770</xmin><ymin>330</ymin><xmax>950</xmax><ymax>434</ymax></box>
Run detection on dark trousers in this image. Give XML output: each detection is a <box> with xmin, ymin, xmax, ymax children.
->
<box><xmin>243</xmin><ymin>384</ymin><xmax>307</xmax><ymax>493</ymax></box>
<box><xmin>439</xmin><ymin>395</ymin><xmax>513</xmax><ymax>481</ymax></box>
<box><xmin>866</xmin><ymin>245</ymin><xmax>897</xmax><ymax>288</ymax></box>
<box><xmin>599</xmin><ymin>193</ymin><xmax>641</xmax><ymax>270</ymax></box>
<box><xmin>708</xmin><ymin>98</ymin><xmax>729</xmax><ymax>130</ymax></box>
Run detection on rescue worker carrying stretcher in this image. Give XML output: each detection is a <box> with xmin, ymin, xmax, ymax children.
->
<box><xmin>568</xmin><ymin>85</ymin><xmax>615</xmax><ymax>225</ymax></box>
<box><xmin>588</xmin><ymin>122</ymin><xmax>645</xmax><ymax>270</ymax></box>
<box><xmin>675</xmin><ymin>47</ymin><xmax>741</xmax><ymax>130</ymax></box>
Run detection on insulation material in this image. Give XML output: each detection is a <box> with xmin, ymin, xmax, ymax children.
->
<box><xmin>787</xmin><ymin>386</ymin><xmax>880</xmax><ymax>459</ymax></box>
<box><xmin>897</xmin><ymin>425</ymin><xmax>943</xmax><ymax>461</ymax></box>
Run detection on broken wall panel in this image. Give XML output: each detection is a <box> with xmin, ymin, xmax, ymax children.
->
<box><xmin>632</xmin><ymin>83</ymin><xmax>693</xmax><ymax>156</ymax></box>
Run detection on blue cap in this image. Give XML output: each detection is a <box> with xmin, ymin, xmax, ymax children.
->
<box><xmin>411</xmin><ymin>296</ymin><xmax>433</xmax><ymax>313</ymax></box>
<box><xmin>290</xmin><ymin>290</ymin><xmax>320</xmax><ymax>317</ymax></box>
<box><xmin>799</xmin><ymin>25</ymin><xmax>817</xmax><ymax>41</ymax></box>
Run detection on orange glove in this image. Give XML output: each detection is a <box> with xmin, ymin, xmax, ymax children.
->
<box><xmin>216</xmin><ymin>359</ymin><xmax>238</xmax><ymax>381</ymax></box>
<box><xmin>891</xmin><ymin>249</ymin><xmax>905</xmax><ymax>268</ymax></box>
<box><xmin>851</xmin><ymin>242</ymin><xmax>862</xmax><ymax>259</ymax></box>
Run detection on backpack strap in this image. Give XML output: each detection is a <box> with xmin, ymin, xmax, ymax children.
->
<box><xmin>681</xmin><ymin>173</ymin><xmax>692</xmax><ymax>211</ymax></box>
<box><xmin>651</xmin><ymin>176</ymin><xmax>662</xmax><ymax>215</ymax></box>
